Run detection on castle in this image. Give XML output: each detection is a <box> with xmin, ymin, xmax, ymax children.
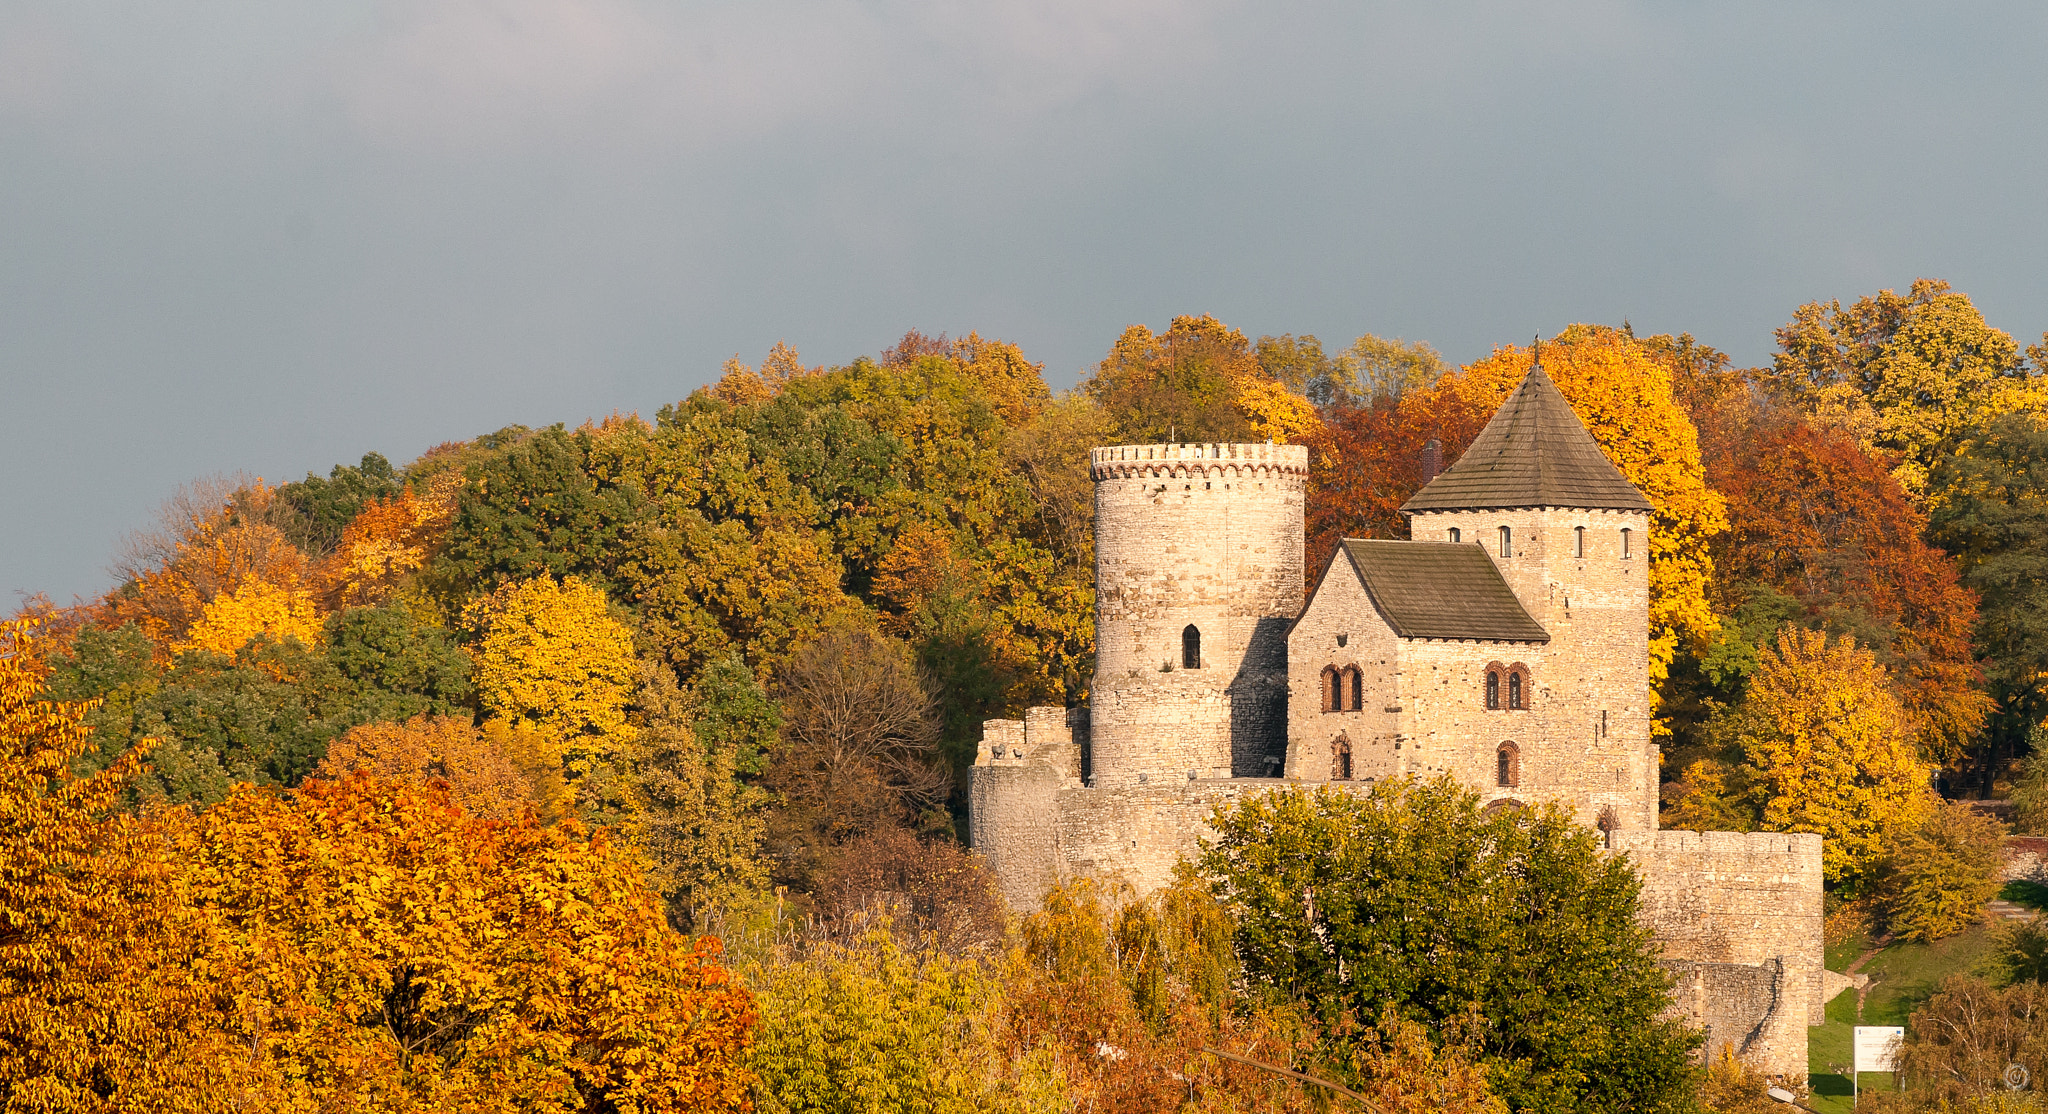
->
<box><xmin>969</xmin><ymin>365</ymin><xmax>1831</xmax><ymax>1075</ymax></box>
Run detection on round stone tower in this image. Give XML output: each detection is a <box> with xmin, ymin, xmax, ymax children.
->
<box><xmin>1089</xmin><ymin>442</ymin><xmax>1308</xmax><ymax>787</ymax></box>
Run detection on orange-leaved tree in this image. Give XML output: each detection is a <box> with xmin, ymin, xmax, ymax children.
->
<box><xmin>316</xmin><ymin>714</ymin><xmax>563</xmax><ymax>821</ymax></box>
<box><xmin>187</xmin><ymin>773</ymin><xmax>756</xmax><ymax>1112</ymax></box>
<box><xmin>1403</xmin><ymin>328</ymin><xmax>1727</xmax><ymax>706</ymax></box>
<box><xmin>1705</xmin><ymin>414</ymin><xmax>1989</xmax><ymax>765</ymax></box>
<box><xmin>313</xmin><ymin>474</ymin><xmax>461</xmax><ymax>610</ymax></box>
<box><xmin>0</xmin><ymin>617</ymin><xmax>247</xmax><ymax>1109</ymax></box>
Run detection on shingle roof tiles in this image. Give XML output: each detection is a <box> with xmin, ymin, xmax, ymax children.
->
<box><xmin>1340</xmin><ymin>539</ymin><xmax>1550</xmax><ymax>643</ymax></box>
<box><xmin>1400</xmin><ymin>365</ymin><xmax>1654</xmax><ymax>513</ymax></box>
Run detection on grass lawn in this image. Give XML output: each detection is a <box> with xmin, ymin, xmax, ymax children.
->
<box><xmin>1808</xmin><ymin>917</ymin><xmax>2005</xmax><ymax>1113</ymax></box>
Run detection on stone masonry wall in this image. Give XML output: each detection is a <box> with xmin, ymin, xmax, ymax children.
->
<box><xmin>1407</xmin><ymin>508</ymin><xmax>1655</xmax><ymax>830</ymax></box>
<box><xmin>1091</xmin><ymin>443</ymin><xmax>1306</xmax><ymax>785</ymax></box>
<box><xmin>1611</xmin><ymin>830</ymin><xmax>1826</xmax><ymax>1075</ymax></box>
<box><xmin>1285</xmin><ymin>558</ymin><xmax>1402</xmax><ymax>781</ymax></box>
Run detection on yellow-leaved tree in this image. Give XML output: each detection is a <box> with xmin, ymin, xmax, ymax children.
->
<box><xmin>0</xmin><ymin>618</ymin><xmax>246</xmax><ymax>1108</ymax></box>
<box><xmin>1731</xmin><ymin>628</ymin><xmax>1934</xmax><ymax>884</ymax></box>
<box><xmin>313</xmin><ymin>473</ymin><xmax>460</xmax><ymax>610</ymax></box>
<box><xmin>1086</xmin><ymin>315</ymin><xmax>1321</xmax><ymax>445</ymax></box>
<box><xmin>470</xmin><ymin>574</ymin><xmax>638</xmax><ymax>747</ymax></box>
<box><xmin>188</xmin><ymin>773</ymin><xmax>757</xmax><ymax>1112</ymax></box>
<box><xmin>114</xmin><ymin>481</ymin><xmax>324</xmax><ymax>656</ymax></box>
<box><xmin>178</xmin><ymin>576</ymin><xmax>323</xmax><ymax>656</ymax></box>
<box><xmin>1410</xmin><ymin>327</ymin><xmax>1728</xmax><ymax>713</ymax></box>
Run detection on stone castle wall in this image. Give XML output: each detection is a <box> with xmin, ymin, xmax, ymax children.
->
<box><xmin>1407</xmin><ymin>508</ymin><xmax>1656</xmax><ymax>830</ymax></box>
<box><xmin>1612</xmin><ymin>829</ymin><xmax>1826</xmax><ymax>1075</ymax></box>
<box><xmin>1285</xmin><ymin>562</ymin><xmax>1402</xmax><ymax>781</ymax></box>
<box><xmin>1091</xmin><ymin>443</ymin><xmax>1306</xmax><ymax>784</ymax></box>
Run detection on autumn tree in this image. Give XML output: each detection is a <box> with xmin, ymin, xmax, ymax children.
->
<box><xmin>1888</xmin><ymin>977</ymin><xmax>2048</xmax><ymax>1109</ymax></box>
<box><xmin>1085</xmin><ymin>315</ymin><xmax>1320</xmax><ymax>445</ymax></box>
<box><xmin>1769</xmin><ymin>279</ymin><xmax>2048</xmax><ymax>498</ymax></box>
<box><xmin>275</xmin><ymin>451</ymin><xmax>405</xmax><ymax>557</ymax></box>
<box><xmin>186</xmin><ymin>773</ymin><xmax>757</xmax><ymax>1112</ymax></box>
<box><xmin>1703</xmin><ymin>411</ymin><xmax>1988</xmax><ymax>764</ymax></box>
<box><xmin>1201</xmin><ymin>779</ymin><xmax>1698</xmax><ymax>1114</ymax></box>
<box><xmin>469</xmin><ymin>574</ymin><xmax>639</xmax><ymax>775</ymax></box>
<box><xmin>313</xmin><ymin>475</ymin><xmax>460</xmax><ymax>610</ymax></box>
<box><xmin>316</xmin><ymin>714</ymin><xmax>548</xmax><ymax>820</ymax></box>
<box><xmin>1725</xmin><ymin>628</ymin><xmax>1934</xmax><ymax>884</ymax></box>
<box><xmin>0</xmin><ymin>618</ymin><xmax>247</xmax><ymax>1109</ymax></box>
<box><xmin>1874</xmin><ymin>799</ymin><xmax>2006</xmax><ymax>943</ymax></box>
<box><xmin>111</xmin><ymin>480</ymin><xmax>324</xmax><ymax>655</ymax></box>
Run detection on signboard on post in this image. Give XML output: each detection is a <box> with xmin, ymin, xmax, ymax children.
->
<box><xmin>1855</xmin><ymin>1026</ymin><xmax>1904</xmax><ymax>1073</ymax></box>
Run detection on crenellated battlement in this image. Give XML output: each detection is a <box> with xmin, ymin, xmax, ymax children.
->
<box><xmin>1090</xmin><ymin>442</ymin><xmax>1309</xmax><ymax>481</ymax></box>
<box><xmin>1610</xmin><ymin>828</ymin><xmax>1824</xmax><ymax>865</ymax></box>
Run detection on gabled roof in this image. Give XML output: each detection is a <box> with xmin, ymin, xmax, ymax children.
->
<box><xmin>1339</xmin><ymin>539</ymin><xmax>1550</xmax><ymax>643</ymax></box>
<box><xmin>1401</xmin><ymin>365</ymin><xmax>1653</xmax><ymax>513</ymax></box>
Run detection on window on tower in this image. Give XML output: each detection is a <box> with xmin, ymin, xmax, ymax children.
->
<box><xmin>1182</xmin><ymin>625</ymin><xmax>1202</xmax><ymax>669</ymax></box>
<box><xmin>1448</xmin><ymin>527</ymin><xmax>1461</xmax><ymax>543</ymax></box>
<box><xmin>1321</xmin><ymin>666</ymin><xmax>1339</xmax><ymax>713</ymax></box>
<box><xmin>1498</xmin><ymin>525</ymin><xmax>1512</xmax><ymax>557</ymax></box>
<box><xmin>1497</xmin><ymin>741</ymin><xmax>1520</xmax><ymax>788</ymax></box>
<box><xmin>1485</xmin><ymin>668</ymin><xmax>1501</xmax><ymax>710</ymax></box>
<box><xmin>1508</xmin><ymin>670</ymin><xmax>1523</xmax><ymax>710</ymax></box>
<box><xmin>1574</xmin><ymin>525</ymin><xmax>1585</xmax><ymax>558</ymax></box>
<box><xmin>1344</xmin><ymin>666</ymin><xmax>1362</xmax><ymax>711</ymax></box>
<box><xmin>1332</xmin><ymin>734</ymin><xmax>1353</xmax><ymax>781</ymax></box>
<box><xmin>1620</xmin><ymin>527</ymin><xmax>1632</xmax><ymax>558</ymax></box>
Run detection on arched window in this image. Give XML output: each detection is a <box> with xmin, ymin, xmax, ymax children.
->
<box><xmin>1574</xmin><ymin>525</ymin><xmax>1585</xmax><ymax>558</ymax></box>
<box><xmin>1331</xmin><ymin>734</ymin><xmax>1353</xmax><ymax>781</ymax></box>
<box><xmin>1182</xmin><ymin>625</ymin><xmax>1201</xmax><ymax>669</ymax></box>
<box><xmin>1496</xmin><ymin>742</ymin><xmax>1520</xmax><ymax>788</ymax></box>
<box><xmin>1620</xmin><ymin>527</ymin><xmax>1632</xmax><ymax>558</ymax></box>
<box><xmin>1320</xmin><ymin>666</ymin><xmax>1338</xmax><ymax>713</ymax></box>
<box><xmin>1485</xmin><ymin>668</ymin><xmax>1501</xmax><ymax>710</ymax></box>
<box><xmin>1345</xmin><ymin>667</ymin><xmax>1363</xmax><ymax>711</ymax></box>
<box><xmin>1507</xmin><ymin>671</ymin><xmax>1523</xmax><ymax>710</ymax></box>
<box><xmin>1498</xmin><ymin>525</ymin><xmax>1513</xmax><ymax>557</ymax></box>
<box><xmin>1448</xmin><ymin>527</ymin><xmax>1461</xmax><ymax>543</ymax></box>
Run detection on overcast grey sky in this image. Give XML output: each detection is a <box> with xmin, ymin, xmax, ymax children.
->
<box><xmin>3</xmin><ymin>1</ymin><xmax>2044</xmax><ymax>603</ymax></box>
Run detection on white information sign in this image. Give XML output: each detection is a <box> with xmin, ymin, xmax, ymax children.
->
<box><xmin>1854</xmin><ymin>1026</ymin><xmax>1904</xmax><ymax>1073</ymax></box>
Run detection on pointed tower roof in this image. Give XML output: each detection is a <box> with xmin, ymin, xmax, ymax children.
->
<box><xmin>1401</xmin><ymin>365</ymin><xmax>1653</xmax><ymax>513</ymax></box>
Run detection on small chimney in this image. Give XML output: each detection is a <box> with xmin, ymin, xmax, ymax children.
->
<box><xmin>1421</xmin><ymin>438</ymin><xmax>1443</xmax><ymax>484</ymax></box>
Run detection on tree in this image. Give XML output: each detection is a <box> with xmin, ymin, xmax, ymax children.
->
<box><xmin>187</xmin><ymin>773</ymin><xmax>757</xmax><ymax>1112</ymax></box>
<box><xmin>1085</xmin><ymin>315</ymin><xmax>1318</xmax><ymax>444</ymax></box>
<box><xmin>764</xmin><ymin>622</ymin><xmax>949</xmax><ymax>885</ymax></box>
<box><xmin>1876</xmin><ymin>799</ymin><xmax>2006</xmax><ymax>943</ymax></box>
<box><xmin>1890</xmin><ymin>976</ymin><xmax>2048</xmax><ymax>1109</ymax></box>
<box><xmin>0</xmin><ymin>618</ymin><xmax>246</xmax><ymax>1110</ymax></box>
<box><xmin>1728</xmin><ymin>628</ymin><xmax>1933</xmax><ymax>885</ymax></box>
<box><xmin>110</xmin><ymin>483</ymin><xmax>320</xmax><ymax>653</ymax></box>
<box><xmin>469</xmin><ymin>574</ymin><xmax>639</xmax><ymax>765</ymax></box>
<box><xmin>630</xmin><ymin>657</ymin><xmax>773</xmax><ymax>929</ymax></box>
<box><xmin>322</xmin><ymin>600</ymin><xmax>474</xmax><ymax>723</ymax></box>
<box><xmin>317</xmin><ymin>714</ymin><xmax>547</xmax><ymax>820</ymax></box>
<box><xmin>275</xmin><ymin>451</ymin><xmax>404</xmax><ymax>557</ymax></box>
<box><xmin>1929</xmin><ymin>412</ymin><xmax>2048</xmax><ymax>780</ymax></box>
<box><xmin>1200</xmin><ymin>778</ymin><xmax>1699</xmax><ymax>1114</ymax></box>
<box><xmin>811</xmin><ymin>827</ymin><xmax>1006</xmax><ymax>954</ymax></box>
<box><xmin>746</xmin><ymin>927</ymin><xmax>1061</xmax><ymax>1114</ymax></box>
<box><xmin>431</xmin><ymin>426</ymin><xmax>649</xmax><ymax>603</ymax></box>
<box><xmin>1405</xmin><ymin>328</ymin><xmax>1728</xmax><ymax>710</ymax></box>
<box><xmin>312</xmin><ymin>478</ymin><xmax>460</xmax><ymax>610</ymax></box>
<box><xmin>1769</xmin><ymin>279</ymin><xmax>2048</xmax><ymax>498</ymax></box>
<box><xmin>1704</xmin><ymin>412</ymin><xmax>1989</xmax><ymax>764</ymax></box>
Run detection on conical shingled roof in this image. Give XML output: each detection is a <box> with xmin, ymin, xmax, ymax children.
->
<box><xmin>1401</xmin><ymin>365</ymin><xmax>1653</xmax><ymax>513</ymax></box>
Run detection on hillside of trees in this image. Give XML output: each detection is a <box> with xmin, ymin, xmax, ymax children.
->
<box><xmin>10</xmin><ymin>285</ymin><xmax>2048</xmax><ymax>1111</ymax></box>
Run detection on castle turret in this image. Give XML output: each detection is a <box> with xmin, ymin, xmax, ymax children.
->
<box><xmin>1089</xmin><ymin>442</ymin><xmax>1307</xmax><ymax>786</ymax></box>
<box><xmin>1401</xmin><ymin>365</ymin><xmax>1657</xmax><ymax>829</ymax></box>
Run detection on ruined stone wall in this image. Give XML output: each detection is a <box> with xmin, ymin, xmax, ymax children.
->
<box><xmin>1092</xmin><ymin>443</ymin><xmax>1306</xmax><ymax>785</ymax></box>
<box><xmin>1285</xmin><ymin>558</ymin><xmax>1402</xmax><ymax>781</ymax></box>
<box><xmin>1406</xmin><ymin>508</ymin><xmax>1655</xmax><ymax>830</ymax></box>
<box><xmin>1611</xmin><ymin>830</ymin><xmax>1826</xmax><ymax>1075</ymax></box>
